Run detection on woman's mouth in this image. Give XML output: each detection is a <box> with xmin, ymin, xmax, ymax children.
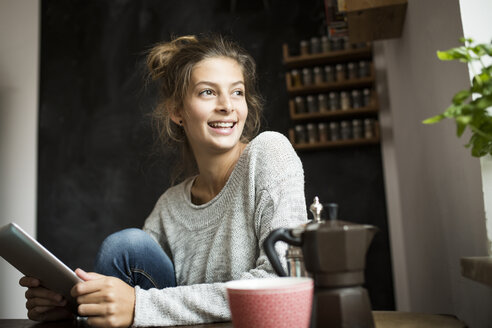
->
<box><xmin>208</xmin><ymin>122</ymin><xmax>236</xmax><ymax>129</ymax></box>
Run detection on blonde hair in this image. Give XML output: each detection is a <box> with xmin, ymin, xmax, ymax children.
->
<box><xmin>146</xmin><ymin>35</ymin><xmax>263</xmax><ymax>183</ymax></box>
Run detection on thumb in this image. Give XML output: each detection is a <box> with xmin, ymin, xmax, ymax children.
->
<box><xmin>75</xmin><ymin>268</ymin><xmax>105</xmax><ymax>281</ymax></box>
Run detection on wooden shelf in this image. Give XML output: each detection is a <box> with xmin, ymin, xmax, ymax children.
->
<box><xmin>286</xmin><ymin>75</ymin><xmax>375</xmax><ymax>96</ymax></box>
<box><xmin>293</xmin><ymin>137</ymin><xmax>380</xmax><ymax>150</ymax></box>
<box><xmin>282</xmin><ymin>44</ymin><xmax>373</xmax><ymax>68</ymax></box>
<box><xmin>288</xmin><ymin>122</ymin><xmax>380</xmax><ymax>151</ymax></box>
<box><xmin>289</xmin><ymin>100</ymin><xmax>379</xmax><ymax>122</ymax></box>
<box><xmin>285</xmin><ymin>62</ymin><xmax>376</xmax><ymax>96</ymax></box>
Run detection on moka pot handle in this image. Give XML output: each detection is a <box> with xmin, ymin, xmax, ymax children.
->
<box><xmin>263</xmin><ymin>228</ymin><xmax>303</xmax><ymax>277</ymax></box>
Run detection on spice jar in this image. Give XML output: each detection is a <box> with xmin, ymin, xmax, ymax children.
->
<box><xmin>302</xmin><ymin>68</ymin><xmax>313</xmax><ymax>86</ymax></box>
<box><xmin>291</xmin><ymin>69</ymin><xmax>301</xmax><ymax>87</ymax></box>
<box><xmin>310</xmin><ymin>37</ymin><xmax>321</xmax><ymax>54</ymax></box>
<box><xmin>363</xmin><ymin>88</ymin><xmax>372</xmax><ymax>107</ymax></box>
<box><xmin>351</xmin><ymin>90</ymin><xmax>362</xmax><ymax>108</ymax></box>
<box><xmin>347</xmin><ymin>62</ymin><xmax>358</xmax><ymax>80</ymax></box>
<box><xmin>306</xmin><ymin>95</ymin><xmax>317</xmax><ymax>113</ymax></box>
<box><xmin>364</xmin><ymin>119</ymin><xmax>375</xmax><ymax>138</ymax></box>
<box><xmin>321</xmin><ymin>36</ymin><xmax>330</xmax><ymax>53</ymax></box>
<box><xmin>328</xmin><ymin>92</ymin><xmax>340</xmax><ymax>111</ymax></box>
<box><xmin>340</xmin><ymin>91</ymin><xmax>350</xmax><ymax>110</ymax></box>
<box><xmin>342</xmin><ymin>36</ymin><xmax>349</xmax><ymax>50</ymax></box>
<box><xmin>329</xmin><ymin>122</ymin><xmax>340</xmax><ymax>141</ymax></box>
<box><xmin>324</xmin><ymin>65</ymin><xmax>335</xmax><ymax>83</ymax></box>
<box><xmin>318</xmin><ymin>123</ymin><xmax>328</xmax><ymax>142</ymax></box>
<box><xmin>331</xmin><ymin>37</ymin><xmax>343</xmax><ymax>51</ymax></box>
<box><xmin>313</xmin><ymin>66</ymin><xmax>323</xmax><ymax>84</ymax></box>
<box><xmin>352</xmin><ymin>119</ymin><xmax>363</xmax><ymax>139</ymax></box>
<box><xmin>340</xmin><ymin>121</ymin><xmax>352</xmax><ymax>140</ymax></box>
<box><xmin>300</xmin><ymin>40</ymin><xmax>309</xmax><ymax>56</ymax></box>
<box><xmin>359</xmin><ymin>60</ymin><xmax>369</xmax><ymax>78</ymax></box>
<box><xmin>294</xmin><ymin>96</ymin><xmax>306</xmax><ymax>114</ymax></box>
<box><xmin>307</xmin><ymin>123</ymin><xmax>318</xmax><ymax>143</ymax></box>
<box><xmin>295</xmin><ymin>125</ymin><xmax>307</xmax><ymax>143</ymax></box>
<box><xmin>318</xmin><ymin>94</ymin><xmax>328</xmax><ymax>112</ymax></box>
<box><xmin>336</xmin><ymin>64</ymin><xmax>346</xmax><ymax>81</ymax></box>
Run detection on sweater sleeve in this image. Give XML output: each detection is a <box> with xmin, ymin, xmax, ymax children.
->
<box><xmin>132</xmin><ymin>132</ymin><xmax>307</xmax><ymax>327</ymax></box>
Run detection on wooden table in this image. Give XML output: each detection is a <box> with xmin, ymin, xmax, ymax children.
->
<box><xmin>0</xmin><ymin>312</ymin><xmax>468</xmax><ymax>328</ymax></box>
<box><xmin>0</xmin><ymin>319</ymin><xmax>232</xmax><ymax>328</ymax></box>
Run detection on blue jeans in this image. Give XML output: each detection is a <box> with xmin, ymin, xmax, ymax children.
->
<box><xmin>94</xmin><ymin>228</ymin><xmax>176</xmax><ymax>290</ymax></box>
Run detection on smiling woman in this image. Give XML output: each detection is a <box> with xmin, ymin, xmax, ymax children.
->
<box><xmin>20</xmin><ymin>34</ymin><xmax>308</xmax><ymax>327</ymax></box>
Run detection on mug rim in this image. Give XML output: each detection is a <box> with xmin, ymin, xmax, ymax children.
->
<box><xmin>225</xmin><ymin>277</ymin><xmax>313</xmax><ymax>292</ymax></box>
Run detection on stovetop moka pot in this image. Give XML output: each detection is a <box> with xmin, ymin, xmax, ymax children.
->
<box><xmin>264</xmin><ymin>197</ymin><xmax>378</xmax><ymax>328</ymax></box>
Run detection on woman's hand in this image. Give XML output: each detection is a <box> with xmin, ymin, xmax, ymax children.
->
<box><xmin>19</xmin><ymin>276</ymin><xmax>73</xmax><ymax>322</ymax></box>
<box><xmin>72</xmin><ymin>268</ymin><xmax>135</xmax><ymax>328</ymax></box>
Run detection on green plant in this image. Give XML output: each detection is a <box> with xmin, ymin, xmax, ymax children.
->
<box><xmin>423</xmin><ymin>38</ymin><xmax>492</xmax><ymax>157</ymax></box>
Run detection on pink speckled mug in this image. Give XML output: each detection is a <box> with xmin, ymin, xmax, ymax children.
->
<box><xmin>225</xmin><ymin>277</ymin><xmax>313</xmax><ymax>328</ymax></box>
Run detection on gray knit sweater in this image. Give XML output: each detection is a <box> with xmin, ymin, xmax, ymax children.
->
<box><xmin>134</xmin><ymin>131</ymin><xmax>307</xmax><ymax>326</ymax></box>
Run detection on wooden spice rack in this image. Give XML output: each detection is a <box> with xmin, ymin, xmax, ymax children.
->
<box><xmin>282</xmin><ymin>42</ymin><xmax>380</xmax><ymax>150</ymax></box>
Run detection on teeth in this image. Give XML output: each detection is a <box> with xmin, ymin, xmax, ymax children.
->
<box><xmin>209</xmin><ymin>122</ymin><xmax>234</xmax><ymax>128</ymax></box>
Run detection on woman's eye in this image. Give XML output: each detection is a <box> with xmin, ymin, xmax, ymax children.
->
<box><xmin>199</xmin><ymin>89</ymin><xmax>214</xmax><ymax>96</ymax></box>
<box><xmin>233</xmin><ymin>90</ymin><xmax>244</xmax><ymax>96</ymax></box>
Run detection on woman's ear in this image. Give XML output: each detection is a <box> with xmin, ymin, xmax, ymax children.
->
<box><xmin>170</xmin><ymin>108</ymin><xmax>184</xmax><ymax>126</ymax></box>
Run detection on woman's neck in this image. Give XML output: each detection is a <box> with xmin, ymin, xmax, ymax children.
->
<box><xmin>191</xmin><ymin>143</ymin><xmax>247</xmax><ymax>205</ymax></box>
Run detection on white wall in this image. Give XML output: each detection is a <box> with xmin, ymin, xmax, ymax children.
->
<box><xmin>378</xmin><ymin>0</ymin><xmax>492</xmax><ymax>326</ymax></box>
<box><xmin>0</xmin><ymin>0</ymin><xmax>39</xmax><ymax>319</ymax></box>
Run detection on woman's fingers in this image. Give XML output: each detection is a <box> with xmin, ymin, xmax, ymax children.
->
<box><xmin>30</xmin><ymin>305</ymin><xmax>55</xmax><ymax>314</ymax></box>
<box><xmin>26</xmin><ymin>297</ymin><xmax>66</xmax><ymax>310</ymax></box>
<box><xmin>78</xmin><ymin>303</ymin><xmax>107</xmax><ymax>317</ymax></box>
<box><xmin>19</xmin><ymin>276</ymin><xmax>40</xmax><ymax>288</ymax></box>
<box><xmin>19</xmin><ymin>276</ymin><xmax>72</xmax><ymax>323</ymax></box>
<box><xmin>76</xmin><ymin>290</ymin><xmax>107</xmax><ymax>306</ymax></box>
<box><xmin>75</xmin><ymin>268</ymin><xmax>105</xmax><ymax>281</ymax></box>
<box><xmin>28</xmin><ymin>306</ymin><xmax>73</xmax><ymax>322</ymax></box>
<box><xmin>71</xmin><ymin>277</ymin><xmax>105</xmax><ymax>298</ymax></box>
<box><xmin>71</xmin><ymin>274</ymin><xmax>135</xmax><ymax>327</ymax></box>
<box><xmin>25</xmin><ymin>286</ymin><xmax>64</xmax><ymax>302</ymax></box>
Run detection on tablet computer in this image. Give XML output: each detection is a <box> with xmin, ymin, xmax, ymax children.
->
<box><xmin>0</xmin><ymin>222</ymin><xmax>81</xmax><ymax>314</ymax></box>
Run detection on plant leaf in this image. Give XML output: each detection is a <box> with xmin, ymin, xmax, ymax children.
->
<box><xmin>456</xmin><ymin>115</ymin><xmax>472</xmax><ymax>125</ymax></box>
<box><xmin>459</xmin><ymin>37</ymin><xmax>473</xmax><ymax>44</ymax></box>
<box><xmin>452</xmin><ymin>89</ymin><xmax>471</xmax><ymax>105</ymax></box>
<box><xmin>423</xmin><ymin>114</ymin><xmax>445</xmax><ymax>124</ymax></box>
<box><xmin>456</xmin><ymin>121</ymin><xmax>467</xmax><ymax>136</ymax></box>
<box><xmin>477</xmin><ymin>43</ymin><xmax>492</xmax><ymax>56</ymax></box>
<box><xmin>472</xmin><ymin>95</ymin><xmax>492</xmax><ymax>111</ymax></box>
<box><xmin>443</xmin><ymin>104</ymin><xmax>462</xmax><ymax>118</ymax></box>
<box><xmin>470</xmin><ymin>134</ymin><xmax>490</xmax><ymax>157</ymax></box>
<box><xmin>437</xmin><ymin>48</ymin><xmax>471</xmax><ymax>62</ymax></box>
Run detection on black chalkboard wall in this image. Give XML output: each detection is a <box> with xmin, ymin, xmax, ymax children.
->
<box><xmin>38</xmin><ymin>0</ymin><xmax>395</xmax><ymax>310</ymax></box>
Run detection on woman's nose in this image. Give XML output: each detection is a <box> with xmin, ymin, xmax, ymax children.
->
<box><xmin>217</xmin><ymin>94</ymin><xmax>233</xmax><ymax>112</ymax></box>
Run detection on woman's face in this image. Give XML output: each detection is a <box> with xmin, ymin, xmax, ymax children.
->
<box><xmin>176</xmin><ymin>56</ymin><xmax>248</xmax><ymax>157</ymax></box>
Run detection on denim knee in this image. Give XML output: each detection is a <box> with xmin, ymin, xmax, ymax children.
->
<box><xmin>101</xmin><ymin>228</ymin><xmax>149</xmax><ymax>252</ymax></box>
<box><xmin>95</xmin><ymin>228</ymin><xmax>148</xmax><ymax>268</ymax></box>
